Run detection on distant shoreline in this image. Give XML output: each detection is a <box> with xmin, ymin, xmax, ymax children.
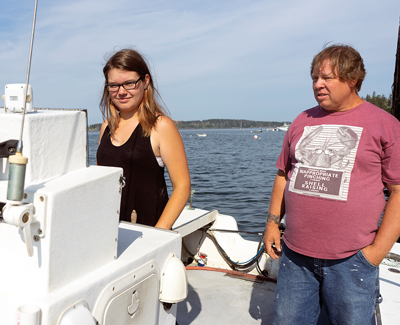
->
<box><xmin>88</xmin><ymin>119</ymin><xmax>289</xmax><ymax>131</ymax></box>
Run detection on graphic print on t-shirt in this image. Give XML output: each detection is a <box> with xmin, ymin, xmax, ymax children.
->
<box><xmin>289</xmin><ymin>124</ymin><xmax>363</xmax><ymax>201</ymax></box>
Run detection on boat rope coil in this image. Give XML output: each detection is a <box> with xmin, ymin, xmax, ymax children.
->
<box><xmin>381</xmin><ymin>252</ymin><xmax>400</xmax><ymax>269</ymax></box>
<box><xmin>206</xmin><ymin>229</ymin><xmax>265</xmax><ymax>271</ymax></box>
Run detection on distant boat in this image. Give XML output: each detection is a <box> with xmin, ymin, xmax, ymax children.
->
<box><xmin>277</xmin><ymin>123</ymin><xmax>290</xmax><ymax>132</ymax></box>
<box><xmin>197</xmin><ymin>133</ymin><xmax>207</xmax><ymax>137</ymax></box>
<box><xmin>253</xmin><ymin>129</ymin><xmax>262</xmax><ymax>133</ymax></box>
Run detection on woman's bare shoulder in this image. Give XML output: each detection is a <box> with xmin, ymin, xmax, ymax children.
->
<box><xmin>100</xmin><ymin>120</ymin><xmax>108</xmax><ymax>130</ymax></box>
<box><xmin>155</xmin><ymin>115</ymin><xmax>176</xmax><ymax>131</ymax></box>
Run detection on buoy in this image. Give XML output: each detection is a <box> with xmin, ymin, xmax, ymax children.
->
<box><xmin>254</xmin><ymin>135</ymin><xmax>258</xmax><ymax>139</ymax></box>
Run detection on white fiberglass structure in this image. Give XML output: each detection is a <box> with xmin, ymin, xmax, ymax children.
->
<box><xmin>0</xmin><ymin>108</ymin><xmax>187</xmax><ymax>325</ymax></box>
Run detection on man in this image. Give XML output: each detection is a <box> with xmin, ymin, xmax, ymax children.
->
<box><xmin>264</xmin><ymin>44</ymin><xmax>400</xmax><ymax>324</ymax></box>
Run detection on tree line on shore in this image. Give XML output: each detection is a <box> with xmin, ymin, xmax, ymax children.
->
<box><xmin>362</xmin><ymin>92</ymin><xmax>392</xmax><ymax>113</ymax></box>
<box><xmin>88</xmin><ymin>119</ymin><xmax>285</xmax><ymax>131</ymax></box>
<box><xmin>174</xmin><ymin>119</ymin><xmax>284</xmax><ymax>129</ymax></box>
<box><xmin>88</xmin><ymin>92</ymin><xmax>392</xmax><ymax>130</ymax></box>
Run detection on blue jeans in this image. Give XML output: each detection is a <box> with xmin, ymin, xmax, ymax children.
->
<box><xmin>273</xmin><ymin>242</ymin><xmax>380</xmax><ymax>325</ymax></box>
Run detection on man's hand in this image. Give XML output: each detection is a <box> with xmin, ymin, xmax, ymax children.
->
<box><xmin>264</xmin><ymin>212</ymin><xmax>282</xmax><ymax>260</ymax></box>
<box><xmin>362</xmin><ymin>183</ymin><xmax>400</xmax><ymax>267</ymax></box>
<box><xmin>361</xmin><ymin>244</ymin><xmax>384</xmax><ymax>267</ymax></box>
<box><xmin>264</xmin><ymin>170</ymin><xmax>287</xmax><ymax>260</ymax></box>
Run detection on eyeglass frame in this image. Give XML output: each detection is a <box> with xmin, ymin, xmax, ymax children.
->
<box><xmin>106</xmin><ymin>77</ymin><xmax>142</xmax><ymax>92</ymax></box>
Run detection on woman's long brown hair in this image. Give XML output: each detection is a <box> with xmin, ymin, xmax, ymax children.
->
<box><xmin>100</xmin><ymin>49</ymin><xmax>168</xmax><ymax>137</ymax></box>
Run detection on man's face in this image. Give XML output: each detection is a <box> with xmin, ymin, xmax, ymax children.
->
<box><xmin>312</xmin><ymin>60</ymin><xmax>356</xmax><ymax>112</ymax></box>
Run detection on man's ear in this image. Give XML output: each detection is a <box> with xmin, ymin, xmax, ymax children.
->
<box><xmin>348</xmin><ymin>79</ymin><xmax>358</xmax><ymax>88</ymax></box>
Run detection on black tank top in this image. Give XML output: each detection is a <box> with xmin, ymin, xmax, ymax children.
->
<box><xmin>96</xmin><ymin>123</ymin><xmax>168</xmax><ymax>226</ymax></box>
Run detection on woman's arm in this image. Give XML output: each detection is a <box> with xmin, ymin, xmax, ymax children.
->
<box><xmin>152</xmin><ymin>116</ymin><xmax>191</xmax><ymax>229</ymax></box>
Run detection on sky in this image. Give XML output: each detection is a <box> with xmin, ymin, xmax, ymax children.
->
<box><xmin>1</xmin><ymin>0</ymin><xmax>399</xmax><ymax>125</ymax></box>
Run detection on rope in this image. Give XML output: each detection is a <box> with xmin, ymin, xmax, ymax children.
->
<box><xmin>381</xmin><ymin>252</ymin><xmax>400</xmax><ymax>268</ymax></box>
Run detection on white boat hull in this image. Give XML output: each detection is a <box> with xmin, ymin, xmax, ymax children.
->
<box><xmin>0</xmin><ymin>110</ymin><xmax>185</xmax><ymax>325</ymax></box>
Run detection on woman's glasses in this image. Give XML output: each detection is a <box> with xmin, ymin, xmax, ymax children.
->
<box><xmin>106</xmin><ymin>77</ymin><xmax>142</xmax><ymax>92</ymax></box>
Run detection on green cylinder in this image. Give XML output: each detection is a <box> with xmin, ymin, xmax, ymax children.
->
<box><xmin>7</xmin><ymin>162</ymin><xmax>27</xmax><ymax>202</ymax></box>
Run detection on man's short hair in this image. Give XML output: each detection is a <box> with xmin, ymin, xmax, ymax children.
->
<box><xmin>310</xmin><ymin>44</ymin><xmax>366</xmax><ymax>92</ymax></box>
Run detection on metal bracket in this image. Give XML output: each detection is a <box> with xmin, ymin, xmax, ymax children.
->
<box><xmin>32</xmin><ymin>193</ymin><xmax>47</xmax><ymax>238</ymax></box>
<box><xmin>18</xmin><ymin>191</ymin><xmax>48</xmax><ymax>239</ymax></box>
<box><xmin>0</xmin><ymin>140</ymin><xmax>19</xmax><ymax>158</ymax></box>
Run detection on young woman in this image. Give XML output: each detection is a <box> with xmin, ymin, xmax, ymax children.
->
<box><xmin>97</xmin><ymin>49</ymin><xmax>191</xmax><ymax>229</ymax></box>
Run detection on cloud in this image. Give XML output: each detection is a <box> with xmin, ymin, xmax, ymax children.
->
<box><xmin>0</xmin><ymin>0</ymin><xmax>398</xmax><ymax>123</ymax></box>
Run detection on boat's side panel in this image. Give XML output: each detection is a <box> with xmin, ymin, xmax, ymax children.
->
<box><xmin>0</xmin><ymin>223</ymin><xmax>184</xmax><ymax>324</ymax></box>
<box><xmin>173</xmin><ymin>208</ymin><xmax>218</xmax><ymax>237</ymax></box>
<box><xmin>0</xmin><ymin>166</ymin><xmax>121</xmax><ymax>296</ymax></box>
<box><xmin>0</xmin><ymin>110</ymin><xmax>87</xmax><ymax>187</ymax></box>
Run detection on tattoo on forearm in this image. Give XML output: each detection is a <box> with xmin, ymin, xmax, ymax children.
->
<box><xmin>267</xmin><ymin>212</ymin><xmax>280</xmax><ymax>225</ymax></box>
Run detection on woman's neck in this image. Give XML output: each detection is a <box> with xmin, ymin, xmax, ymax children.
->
<box><xmin>119</xmin><ymin>108</ymin><xmax>139</xmax><ymax>122</ymax></box>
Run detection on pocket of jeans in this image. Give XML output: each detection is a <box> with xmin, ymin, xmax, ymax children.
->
<box><xmin>357</xmin><ymin>250</ymin><xmax>379</xmax><ymax>269</ymax></box>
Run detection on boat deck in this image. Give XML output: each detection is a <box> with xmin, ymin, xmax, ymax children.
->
<box><xmin>378</xmin><ymin>244</ymin><xmax>400</xmax><ymax>325</ymax></box>
<box><xmin>177</xmin><ymin>257</ymin><xmax>400</xmax><ymax>325</ymax></box>
<box><xmin>177</xmin><ymin>267</ymin><xmax>276</xmax><ymax>324</ymax></box>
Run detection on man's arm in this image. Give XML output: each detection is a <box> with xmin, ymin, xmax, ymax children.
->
<box><xmin>264</xmin><ymin>169</ymin><xmax>288</xmax><ymax>260</ymax></box>
<box><xmin>362</xmin><ymin>183</ymin><xmax>400</xmax><ymax>265</ymax></box>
